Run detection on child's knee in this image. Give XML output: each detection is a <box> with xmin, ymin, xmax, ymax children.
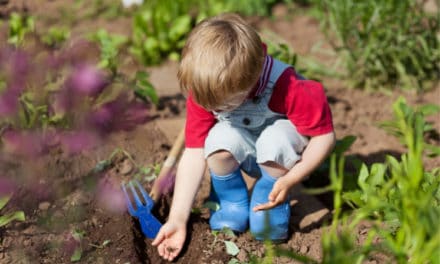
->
<box><xmin>256</xmin><ymin>126</ymin><xmax>303</xmax><ymax>169</ymax></box>
<box><xmin>205</xmin><ymin>123</ymin><xmax>247</xmax><ymax>148</ymax></box>
<box><xmin>256</xmin><ymin>127</ymin><xmax>290</xmax><ymax>155</ymax></box>
<box><xmin>207</xmin><ymin>150</ymin><xmax>240</xmax><ymax>175</ymax></box>
<box><xmin>205</xmin><ymin>123</ymin><xmax>253</xmax><ymax>167</ymax></box>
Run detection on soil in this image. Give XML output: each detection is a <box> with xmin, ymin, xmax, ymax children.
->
<box><xmin>0</xmin><ymin>1</ymin><xmax>439</xmax><ymax>264</ymax></box>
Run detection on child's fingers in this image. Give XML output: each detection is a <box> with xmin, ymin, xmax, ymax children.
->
<box><xmin>254</xmin><ymin>190</ymin><xmax>288</xmax><ymax>211</ymax></box>
<box><xmin>157</xmin><ymin>242</ymin><xmax>167</xmax><ymax>257</ymax></box>
<box><xmin>268</xmin><ymin>184</ymin><xmax>282</xmax><ymax>201</ymax></box>
<box><xmin>158</xmin><ymin>240</ymin><xmax>181</xmax><ymax>261</ymax></box>
<box><xmin>164</xmin><ymin>246</ymin><xmax>179</xmax><ymax>261</ymax></box>
<box><xmin>252</xmin><ymin>200</ymin><xmax>276</xmax><ymax>211</ymax></box>
<box><xmin>152</xmin><ymin>227</ymin><xmax>168</xmax><ymax>246</ymax></box>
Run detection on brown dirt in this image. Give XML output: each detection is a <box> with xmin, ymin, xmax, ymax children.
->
<box><xmin>0</xmin><ymin>1</ymin><xmax>439</xmax><ymax>263</ymax></box>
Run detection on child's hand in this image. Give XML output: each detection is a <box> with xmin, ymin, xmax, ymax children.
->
<box><xmin>252</xmin><ymin>177</ymin><xmax>290</xmax><ymax>211</ymax></box>
<box><xmin>152</xmin><ymin>220</ymin><xmax>187</xmax><ymax>261</ymax></box>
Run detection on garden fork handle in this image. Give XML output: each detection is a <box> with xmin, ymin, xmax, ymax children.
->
<box><xmin>150</xmin><ymin>127</ymin><xmax>185</xmax><ymax>201</ymax></box>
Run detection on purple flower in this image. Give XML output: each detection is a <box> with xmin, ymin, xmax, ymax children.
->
<box><xmin>11</xmin><ymin>51</ymin><xmax>29</xmax><ymax>80</ymax></box>
<box><xmin>66</xmin><ymin>64</ymin><xmax>107</xmax><ymax>97</ymax></box>
<box><xmin>27</xmin><ymin>178</ymin><xmax>53</xmax><ymax>201</ymax></box>
<box><xmin>0</xmin><ymin>49</ymin><xmax>29</xmax><ymax>79</ymax></box>
<box><xmin>88</xmin><ymin>95</ymin><xmax>149</xmax><ymax>135</ymax></box>
<box><xmin>2</xmin><ymin>130</ymin><xmax>52</xmax><ymax>157</ymax></box>
<box><xmin>89</xmin><ymin>104</ymin><xmax>113</xmax><ymax>133</ymax></box>
<box><xmin>60</xmin><ymin>130</ymin><xmax>99</xmax><ymax>154</ymax></box>
<box><xmin>0</xmin><ymin>90</ymin><xmax>19</xmax><ymax>116</ymax></box>
<box><xmin>0</xmin><ymin>177</ymin><xmax>17</xmax><ymax>196</ymax></box>
<box><xmin>96</xmin><ymin>177</ymin><xmax>126</xmax><ymax>214</ymax></box>
<box><xmin>55</xmin><ymin>84</ymin><xmax>75</xmax><ymax>112</ymax></box>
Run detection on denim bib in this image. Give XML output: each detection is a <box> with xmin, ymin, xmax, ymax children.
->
<box><xmin>213</xmin><ymin>58</ymin><xmax>291</xmax><ymax>136</ymax></box>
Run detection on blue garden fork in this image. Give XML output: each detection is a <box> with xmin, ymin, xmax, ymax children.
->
<box><xmin>121</xmin><ymin>180</ymin><xmax>162</xmax><ymax>239</ymax></box>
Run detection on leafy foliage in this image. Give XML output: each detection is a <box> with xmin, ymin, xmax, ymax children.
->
<box><xmin>331</xmin><ymin>98</ymin><xmax>440</xmax><ymax>263</ymax></box>
<box><xmin>41</xmin><ymin>26</ymin><xmax>70</xmax><ymax>48</ymax></box>
<box><xmin>129</xmin><ymin>0</ymin><xmax>293</xmax><ymax>66</ymax></box>
<box><xmin>129</xmin><ymin>0</ymin><xmax>194</xmax><ymax>65</ymax></box>
<box><xmin>313</xmin><ymin>0</ymin><xmax>439</xmax><ymax>91</ymax></box>
<box><xmin>89</xmin><ymin>29</ymin><xmax>128</xmax><ymax>76</ymax></box>
<box><xmin>7</xmin><ymin>12</ymin><xmax>35</xmax><ymax>47</ymax></box>
<box><xmin>0</xmin><ymin>46</ymin><xmax>150</xmax><ymax>158</ymax></box>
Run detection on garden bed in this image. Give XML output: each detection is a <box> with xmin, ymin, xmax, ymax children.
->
<box><xmin>0</xmin><ymin>1</ymin><xmax>439</xmax><ymax>263</ymax></box>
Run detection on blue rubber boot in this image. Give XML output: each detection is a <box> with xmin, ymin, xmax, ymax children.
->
<box><xmin>249</xmin><ymin>167</ymin><xmax>290</xmax><ymax>241</ymax></box>
<box><xmin>209</xmin><ymin>168</ymin><xmax>249</xmax><ymax>232</ymax></box>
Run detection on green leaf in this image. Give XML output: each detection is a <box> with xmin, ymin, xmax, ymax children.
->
<box><xmin>342</xmin><ymin>190</ymin><xmax>364</xmax><ymax>208</ymax></box>
<box><xmin>135</xmin><ymin>71</ymin><xmax>149</xmax><ymax>80</ymax></box>
<box><xmin>418</xmin><ymin>104</ymin><xmax>440</xmax><ymax>116</ymax></box>
<box><xmin>224</xmin><ymin>240</ymin><xmax>240</xmax><ymax>256</ymax></box>
<box><xmin>143</xmin><ymin>37</ymin><xmax>159</xmax><ymax>53</ymax></box>
<box><xmin>203</xmin><ymin>201</ymin><xmax>220</xmax><ymax>211</ymax></box>
<box><xmin>0</xmin><ymin>211</ymin><xmax>25</xmax><ymax>227</ymax></box>
<box><xmin>368</xmin><ymin>163</ymin><xmax>387</xmax><ymax>187</ymax></box>
<box><xmin>72</xmin><ymin>229</ymin><xmax>85</xmax><ymax>241</ymax></box>
<box><xmin>426</xmin><ymin>144</ymin><xmax>440</xmax><ymax>158</ymax></box>
<box><xmin>144</xmin><ymin>174</ymin><xmax>157</xmax><ymax>182</ymax></box>
<box><xmin>93</xmin><ymin>160</ymin><xmax>110</xmax><ymax>173</ymax></box>
<box><xmin>221</xmin><ymin>227</ymin><xmax>236</xmax><ymax>238</ymax></box>
<box><xmin>70</xmin><ymin>247</ymin><xmax>82</xmax><ymax>262</ymax></box>
<box><xmin>140</xmin><ymin>166</ymin><xmax>152</xmax><ymax>175</ymax></box>
<box><xmin>168</xmin><ymin>15</ymin><xmax>191</xmax><ymax>41</ymax></box>
<box><xmin>135</xmin><ymin>85</ymin><xmax>158</xmax><ymax>105</ymax></box>
<box><xmin>357</xmin><ymin>163</ymin><xmax>370</xmax><ymax>190</ymax></box>
<box><xmin>102</xmin><ymin>240</ymin><xmax>111</xmax><ymax>247</ymax></box>
<box><xmin>334</xmin><ymin>135</ymin><xmax>357</xmax><ymax>156</ymax></box>
<box><xmin>0</xmin><ymin>196</ymin><xmax>11</xmax><ymax>210</ymax></box>
<box><xmin>228</xmin><ymin>259</ymin><xmax>241</xmax><ymax>264</ymax></box>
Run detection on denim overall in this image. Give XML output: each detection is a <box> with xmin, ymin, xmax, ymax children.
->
<box><xmin>205</xmin><ymin>57</ymin><xmax>308</xmax><ymax>177</ymax></box>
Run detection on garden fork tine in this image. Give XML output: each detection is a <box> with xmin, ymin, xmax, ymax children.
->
<box><xmin>121</xmin><ymin>180</ymin><xmax>162</xmax><ymax>239</ymax></box>
<box><xmin>122</xmin><ymin>181</ymin><xmax>137</xmax><ymax>216</ymax></box>
<box><xmin>130</xmin><ymin>180</ymin><xmax>154</xmax><ymax>212</ymax></box>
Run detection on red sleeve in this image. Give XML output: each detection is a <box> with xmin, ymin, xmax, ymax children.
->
<box><xmin>269</xmin><ymin>68</ymin><xmax>334</xmax><ymax>136</ymax></box>
<box><xmin>185</xmin><ymin>94</ymin><xmax>216</xmax><ymax>147</ymax></box>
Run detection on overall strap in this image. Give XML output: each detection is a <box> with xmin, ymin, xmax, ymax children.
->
<box><xmin>266</xmin><ymin>58</ymin><xmax>291</xmax><ymax>90</ymax></box>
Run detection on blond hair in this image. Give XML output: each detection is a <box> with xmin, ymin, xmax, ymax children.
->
<box><xmin>178</xmin><ymin>13</ymin><xmax>264</xmax><ymax>110</ymax></box>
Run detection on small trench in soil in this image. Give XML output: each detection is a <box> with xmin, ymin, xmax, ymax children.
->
<box><xmin>129</xmin><ymin>194</ymin><xmax>201</xmax><ymax>264</ymax></box>
<box><xmin>128</xmin><ymin>192</ymin><xmax>231</xmax><ymax>264</ymax></box>
<box><xmin>129</xmin><ymin>194</ymin><xmax>173</xmax><ymax>264</ymax></box>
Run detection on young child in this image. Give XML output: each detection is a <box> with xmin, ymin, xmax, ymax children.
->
<box><xmin>152</xmin><ymin>13</ymin><xmax>335</xmax><ymax>261</ymax></box>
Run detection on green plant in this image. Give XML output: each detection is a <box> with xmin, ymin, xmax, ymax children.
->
<box><xmin>210</xmin><ymin>228</ymin><xmax>240</xmax><ymax>257</ymax></box>
<box><xmin>7</xmin><ymin>12</ymin><xmax>35</xmax><ymax>47</ymax></box>
<box><xmin>41</xmin><ymin>26</ymin><xmax>70</xmax><ymax>48</ymax></box>
<box><xmin>89</xmin><ymin>239</ymin><xmax>111</xmax><ymax>249</ymax></box>
<box><xmin>70</xmin><ymin>229</ymin><xmax>85</xmax><ymax>262</ymax></box>
<box><xmin>380</xmin><ymin>98</ymin><xmax>440</xmax><ymax>157</ymax></box>
<box><xmin>129</xmin><ymin>0</ymin><xmax>194</xmax><ymax>65</ymax></box>
<box><xmin>133</xmin><ymin>71</ymin><xmax>159</xmax><ymax>105</ymax></box>
<box><xmin>93</xmin><ymin>148</ymin><xmax>161</xmax><ymax>182</ymax></box>
<box><xmin>129</xmin><ymin>0</ymin><xmax>294</xmax><ymax>66</ymax></box>
<box><xmin>313</xmin><ymin>0</ymin><xmax>439</xmax><ymax>91</ymax></box>
<box><xmin>89</xmin><ymin>29</ymin><xmax>128</xmax><ymax>77</ymax></box>
<box><xmin>339</xmin><ymin>98</ymin><xmax>440</xmax><ymax>263</ymax></box>
<box><xmin>0</xmin><ymin>47</ymin><xmax>150</xmax><ymax>158</ymax></box>
<box><xmin>262</xmin><ymin>29</ymin><xmax>340</xmax><ymax>81</ymax></box>
<box><xmin>264</xmin><ymin>97</ymin><xmax>440</xmax><ymax>263</ymax></box>
<box><xmin>0</xmin><ymin>195</ymin><xmax>25</xmax><ymax>227</ymax></box>
<box><xmin>319</xmin><ymin>154</ymin><xmax>381</xmax><ymax>264</ymax></box>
